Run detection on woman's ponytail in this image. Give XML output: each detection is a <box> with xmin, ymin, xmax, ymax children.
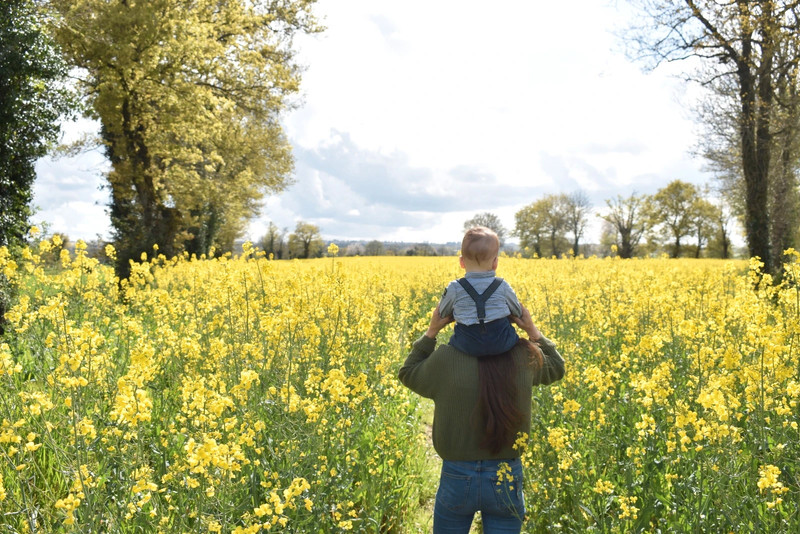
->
<box><xmin>475</xmin><ymin>339</ymin><xmax>543</xmax><ymax>454</ymax></box>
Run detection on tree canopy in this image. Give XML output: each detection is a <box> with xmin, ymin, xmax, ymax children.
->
<box><xmin>463</xmin><ymin>212</ymin><xmax>508</xmax><ymax>247</ymax></box>
<box><xmin>47</xmin><ymin>0</ymin><xmax>320</xmax><ymax>276</ymax></box>
<box><xmin>288</xmin><ymin>221</ymin><xmax>323</xmax><ymax>259</ymax></box>
<box><xmin>599</xmin><ymin>194</ymin><xmax>648</xmax><ymax>259</ymax></box>
<box><xmin>627</xmin><ymin>0</ymin><xmax>800</xmax><ymax>274</ymax></box>
<box><xmin>646</xmin><ymin>180</ymin><xmax>700</xmax><ymax>258</ymax></box>
<box><xmin>1</xmin><ymin>0</ymin><xmax>73</xmax><ymax>250</ymax></box>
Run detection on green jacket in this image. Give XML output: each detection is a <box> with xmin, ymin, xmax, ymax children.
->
<box><xmin>398</xmin><ymin>335</ymin><xmax>565</xmax><ymax>461</ymax></box>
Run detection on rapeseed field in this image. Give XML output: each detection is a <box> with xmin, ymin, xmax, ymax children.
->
<box><xmin>0</xmin><ymin>240</ymin><xmax>798</xmax><ymax>532</ymax></box>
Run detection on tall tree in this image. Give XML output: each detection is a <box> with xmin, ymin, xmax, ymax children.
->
<box><xmin>689</xmin><ymin>197</ymin><xmax>719</xmax><ymax>258</ymax></box>
<box><xmin>563</xmin><ymin>190</ymin><xmax>592</xmax><ymax>256</ymax></box>
<box><xmin>599</xmin><ymin>193</ymin><xmax>648</xmax><ymax>259</ymax></box>
<box><xmin>542</xmin><ymin>194</ymin><xmax>568</xmax><ymax>257</ymax></box>
<box><xmin>708</xmin><ymin>200</ymin><xmax>735</xmax><ymax>259</ymax></box>
<box><xmin>364</xmin><ymin>240</ymin><xmax>385</xmax><ymax>256</ymax></box>
<box><xmin>646</xmin><ymin>180</ymin><xmax>700</xmax><ymax>258</ymax></box>
<box><xmin>627</xmin><ymin>0</ymin><xmax>800</xmax><ymax>274</ymax></box>
<box><xmin>1</xmin><ymin>0</ymin><xmax>73</xmax><ymax>250</ymax></box>
<box><xmin>513</xmin><ymin>202</ymin><xmax>546</xmax><ymax>257</ymax></box>
<box><xmin>288</xmin><ymin>221</ymin><xmax>323</xmax><ymax>259</ymax></box>
<box><xmin>463</xmin><ymin>212</ymin><xmax>508</xmax><ymax>247</ymax></box>
<box><xmin>259</xmin><ymin>221</ymin><xmax>287</xmax><ymax>260</ymax></box>
<box><xmin>695</xmin><ymin>33</ymin><xmax>800</xmax><ymax>267</ymax></box>
<box><xmin>1</xmin><ymin>0</ymin><xmax>73</xmax><ymax>334</ymax></box>
<box><xmin>48</xmin><ymin>0</ymin><xmax>319</xmax><ymax>277</ymax></box>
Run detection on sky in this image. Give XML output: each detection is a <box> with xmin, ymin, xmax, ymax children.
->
<box><xmin>33</xmin><ymin>0</ymin><xmax>717</xmax><ymax>246</ymax></box>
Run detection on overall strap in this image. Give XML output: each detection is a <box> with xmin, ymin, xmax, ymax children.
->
<box><xmin>457</xmin><ymin>277</ymin><xmax>504</xmax><ymax>324</ymax></box>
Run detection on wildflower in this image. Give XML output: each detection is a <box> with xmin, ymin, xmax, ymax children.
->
<box><xmin>547</xmin><ymin>427</ymin><xmax>570</xmax><ymax>452</ymax></box>
<box><xmin>0</xmin><ymin>344</ymin><xmax>22</xmax><ymax>376</ymax></box>
<box><xmin>496</xmin><ymin>462</ymin><xmax>513</xmax><ymax>484</ymax></box>
<box><xmin>592</xmin><ymin>479</ymin><xmax>614</xmax><ymax>495</ymax></box>
<box><xmin>757</xmin><ymin>464</ymin><xmax>782</xmax><ymax>493</ymax></box>
<box><xmin>618</xmin><ymin>495</ymin><xmax>639</xmax><ymax>520</ymax></box>
<box><xmin>54</xmin><ymin>493</ymin><xmax>81</xmax><ymax>524</ymax></box>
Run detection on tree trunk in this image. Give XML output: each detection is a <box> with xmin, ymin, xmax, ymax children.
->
<box><xmin>108</xmin><ymin>93</ymin><xmax>183</xmax><ymax>278</ymax></box>
<box><xmin>672</xmin><ymin>236</ymin><xmax>681</xmax><ymax>258</ymax></box>
<box><xmin>770</xmin><ymin>73</ymin><xmax>800</xmax><ymax>277</ymax></box>
<box><xmin>721</xmin><ymin>228</ymin><xmax>730</xmax><ymax>259</ymax></box>
<box><xmin>737</xmin><ymin>23</ymin><xmax>773</xmax><ymax>275</ymax></box>
<box><xmin>771</xmin><ymin>141</ymin><xmax>798</xmax><ymax>272</ymax></box>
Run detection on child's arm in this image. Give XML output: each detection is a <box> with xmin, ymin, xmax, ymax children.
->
<box><xmin>503</xmin><ymin>281</ymin><xmax>523</xmax><ymax>317</ymax></box>
<box><xmin>398</xmin><ymin>305</ymin><xmax>454</xmax><ymax>398</ymax></box>
<box><xmin>437</xmin><ymin>281</ymin><xmax>458</xmax><ymax>319</ymax></box>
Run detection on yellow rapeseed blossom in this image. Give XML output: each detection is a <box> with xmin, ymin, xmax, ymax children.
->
<box><xmin>0</xmin><ymin>343</ymin><xmax>22</xmax><ymax>376</ymax></box>
<box><xmin>3</xmin><ymin>248</ymin><xmax>800</xmax><ymax>531</ymax></box>
<box><xmin>618</xmin><ymin>495</ymin><xmax>639</xmax><ymax>520</ymax></box>
<box><xmin>757</xmin><ymin>464</ymin><xmax>782</xmax><ymax>493</ymax></box>
<box><xmin>592</xmin><ymin>479</ymin><xmax>614</xmax><ymax>495</ymax></box>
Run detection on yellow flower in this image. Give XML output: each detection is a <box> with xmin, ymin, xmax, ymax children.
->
<box><xmin>758</xmin><ymin>464</ymin><xmax>782</xmax><ymax>493</ymax></box>
<box><xmin>592</xmin><ymin>479</ymin><xmax>614</xmax><ymax>495</ymax></box>
<box><xmin>618</xmin><ymin>495</ymin><xmax>639</xmax><ymax>520</ymax></box>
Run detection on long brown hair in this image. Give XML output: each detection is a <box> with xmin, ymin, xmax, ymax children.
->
<box><xmin>476</xmin><ymin>339</ymin><xmax>543</xmax><ymax>454</ymax></box>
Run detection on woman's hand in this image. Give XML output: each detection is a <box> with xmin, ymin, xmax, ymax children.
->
<box><xmin>510</xmin><ymin>304</ymin><xmax>542</xmax><ymax>341</ymax></box>
<box><xmin>425</xmin><ymin>305</ymin><xmax>454</xmax><ymax>339</ymax></box>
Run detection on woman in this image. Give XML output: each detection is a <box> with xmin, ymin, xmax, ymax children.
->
<box><xmin>398</xmin><ymin>304</ymin><xmax>565</xmax><ymax>533</ymax></box>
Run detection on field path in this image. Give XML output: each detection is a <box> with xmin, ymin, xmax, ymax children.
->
<box><xmin>407</xmin><ymin>400</ymin><xmax>483</xmax><ymax>533</ymax></box>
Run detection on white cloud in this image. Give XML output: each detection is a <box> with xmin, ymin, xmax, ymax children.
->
<box><xmin>33</xmin><ymin>136</ymin><xmax>110</xmax><ymax>240</ymax></box>
<box><xmin>35</xmin><ymin>0</ymin><xmax>715</xmax><ymax>245</ymax></box>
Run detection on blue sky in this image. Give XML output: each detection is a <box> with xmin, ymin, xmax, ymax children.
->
<box><xmin>34</xmin><ymin>0</ymin><xmax>715</xmax><ymax>245</ymax></box>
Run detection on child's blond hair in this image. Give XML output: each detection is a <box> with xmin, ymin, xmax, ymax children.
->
<box><xmin>461</xmin><ymin>227</ymin><xmax>499</xmax><ymax>265</ymax></box>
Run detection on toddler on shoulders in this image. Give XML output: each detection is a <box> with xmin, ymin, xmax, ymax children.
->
<box><xmin>438</xmin><ymin>226</ymin><xmax>521</xmax><ymax>357</ymax></box>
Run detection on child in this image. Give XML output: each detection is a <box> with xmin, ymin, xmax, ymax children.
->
<box><xmin>438</xmin><ymin>226</ymin><xmax>522</xmax><ymax>357</ymax></box>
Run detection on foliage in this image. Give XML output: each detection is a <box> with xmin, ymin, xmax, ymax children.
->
<box><xmin>689</xmin><ymin>197</ymin><xmax>720</xmax><ymax>258</ymax></box>
<box><xmin>562</xmin><ymin>191</ymin><xmax>592</xmax><ymax>256</ymax></box>
<box><xmin>364</xmin><ymin>240</ymin><xmax>385</xmax><ymax>256</ymax></box>
<box><xmin>514</xmin><ymin>195</ymin><xmax>568</xmax><ymax>257</ymax></box>
<box><xmin>287</xmin><ymin>221</ymin><xmax>324</xmax><ymax>259</ymax></box>
<box><xmin>514</xmin><ymin>202</ymin><xmax>546</xmax><ymax>257</ymax></box>
<box><xmin>47</xmin><ymin>0</ymin><xmax>320</xmax><ymax>277</ymax></box>
<box><xmin>515</xmin><ymin>193</ymin><xmax>591</xmax><ymax>258</ymax></box>
<box><xmin>404</xmin><ymin>244</ymin><xmax>439</xmax><ymax>257</ymax></box>
<box><xmin>463</xmin><ymin>212</ymin><xmax>508</xmax><ymax>247</ymax></box>
<box><xmin>599</xmin><ymin>193</ymin><xmax>649</xmax><ymax>259</ymax></box>
<box><xmin>645</xmin><ymin>180</ymin><xmax>701</xmax><ymax>258</ymax></box>
<box><xmin>626</xmin><ymin>0</ymin><xmax>800</xmax><ymax>275</ymax></box>
<box><xmin>258</xmin><ymin>222</ymin><xmax>288</xmax><ymax>260</ymax></box>
<box><xmin>0</xmin><ymin>0</ymin><xmax>74</xmax><ymax>250</ymax></box>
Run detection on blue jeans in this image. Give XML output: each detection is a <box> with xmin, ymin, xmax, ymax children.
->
<box><xmin>434</xmin><ymin>458</ymin><xmax>526</xmax><ymax>533</ymax></box>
